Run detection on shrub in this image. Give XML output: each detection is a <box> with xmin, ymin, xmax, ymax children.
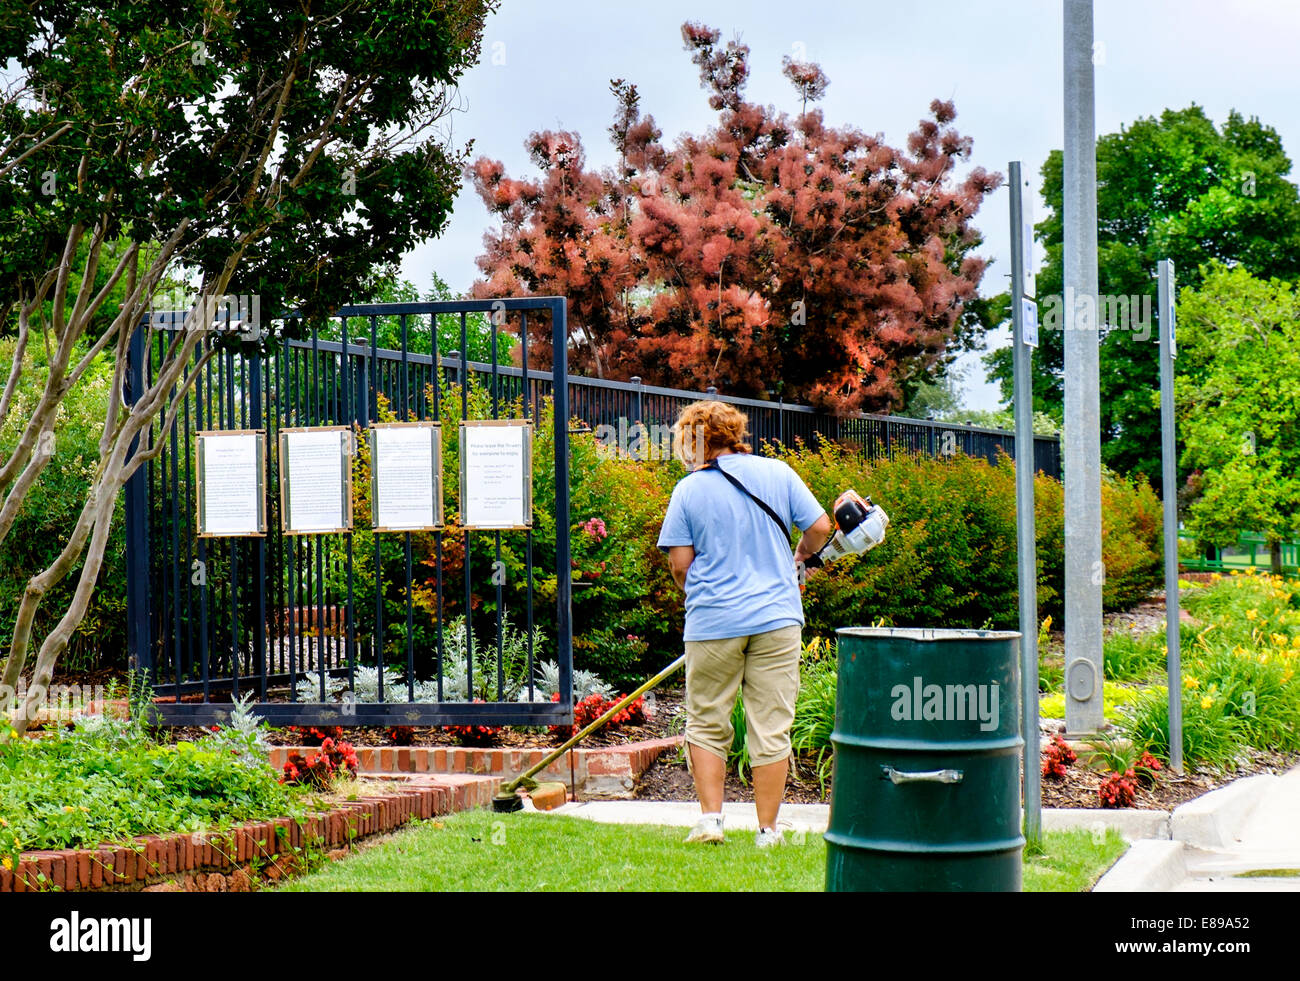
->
<box><xmin>387</xmin><ymin>726</ymin><xmax>417</xmax><ymax>746</ymax></box>
<box><xmin>548</xmin><ymin>691</ymin><xmax>645</xmax><ymax>738</ymax></box>
<box><xmin>790</xmin><ymin>643</ymin><xmax>838</xmax><ymax>795</ymax></box>
<box><xmin>1084</xmin><ymin>731</ymin><xmax>1162</xmax><ymax>785</ymax></box>
<box><xmin>572</xmin><ymin>628</ymin><xmax>650</xmax><ymax>691</ymax></box>
<box><xmin>1041</xmin><ymin>735</ymin><xmax>1077</xmax><ymax>780</ymax></box>
<box><xmin>1118</xmin><ymin>687</ymin><xmax>1246</xmax><ymax>770</ymax></box>
<box><xmin>1103</xmin><ymin>629</ymin><xmax>1168</xmax><ymax>683</ymax></box>
<box><xmin>287</xmin><ymin>725</ymin><xmax>345</xmax><ymax>746</ymax></box>
<box><xmin>778</xmin><ymin>442</ymin><xmax>1164</xmax><ymax>634</ymax></box>
<box><xmin>444</xmin><ymin>701</ymin><xmax>503</xmax><ymax>747</ymax></box>
<box><xmin>280</xmin><ymin>738</ymin><xmax>359</xmax><ymax>789</ymax></box>
<box><xmin>0</xmin><ymin>705</ymin><xmax>294</xmax><ymax>861</ymax></box>
<box><xmin>1098</xmin><ymin>771</ymin><xmax>1138</xmax><ymax>808</ymax></box>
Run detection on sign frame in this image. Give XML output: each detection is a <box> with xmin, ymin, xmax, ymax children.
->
<box><xmin>195</xmin><ymin>429</ymin><xmax>267</xmax><ymax>538</ymax></box>
<box><xmin>459</xmin><ymin>418</ymin><xmax>533</xmax><ymax>531</ymax></box>
<box><xmin>278</xmin><ymin>425</ymin><xmax>354</xmax><ymax>536</ymax></box>
<box><xmin>369</xmin><ymin>421</ymin><xmax>444</xmax><ymax>532</ymax></box>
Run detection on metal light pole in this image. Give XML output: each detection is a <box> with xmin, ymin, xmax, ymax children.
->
<box><xmin>1063</xmin><ymin>0</ymin><xmax>1105</xmax><ymax>736</ymax></box>
<box><xmin>1009</xmin><ymin>161</ymin><xmax>1041</xmax><ymax>846</ymax></box>
<box><xmin>1158</xmin><ymin>258</ymin><xmax>1183</xmax><ymax>773</ymax></box>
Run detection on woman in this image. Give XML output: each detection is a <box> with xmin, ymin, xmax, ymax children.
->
<box><xmin>657</xmin><ymin>400</ymin><xmax>831</xmax><ymax>847</ymax></box>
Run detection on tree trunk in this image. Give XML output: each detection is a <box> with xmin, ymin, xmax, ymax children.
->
<box><xmin>1271</xmin><ymin>539</ymin><xmax>1284</xmax><ymax>576</ymax></box>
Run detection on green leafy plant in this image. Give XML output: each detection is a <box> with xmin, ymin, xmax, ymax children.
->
<box><xmin>1103</xmin><ymin>629</ymin><xmax>1168</xmax><ymax>683</ymax></box>
<box><xmin>1083</xmin><ymin>731</ymin><xmax>1161</xmax><ymax>785</ymax></box>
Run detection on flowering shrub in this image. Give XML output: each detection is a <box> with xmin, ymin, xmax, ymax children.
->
<box><xmin>1041</xmin><ymin>735</ymin><xmax>1077</xmax><ymax>780</ymax></box>
<box><xmin>580</xmin><ymin>517</ymin><xmax>608</xmax><ymax>540</ymax></box>
<box><xmin>444</xmin><ymin>702</ymin><xmax>503</xmax><ymax>747</ymax></box>
<box><xmin>287</xmin><ymin>725</ymin><xmax>344</xmax><ymax>746</ymax></box>
<box><xmin>781</xmin><ymin>442</ymin><xmax>1162</xmax><ymax>631</ymax></box>
<box><xmin>387</xmin><ymin>726</ymin><xmax>417</xmax><ymax>746</ymax></box>
<box><xmin>548</xmin><ymin>691</ymin><xmax>645</xmax><ymax>738</ymax></box>
<box><xmin>279</xmin><ymin>738</ymin><xmax>359</xmax><ymax>789</ymax></box>
<box><xmin>1137</xmin><ymin>750</ymin><xmax>1163</xmax><ymax>786</ymax></box>
<box><xmin>1098</xmin><ymin>770</ymin><xmax>1138</xmax><ymax>808</ymax></box>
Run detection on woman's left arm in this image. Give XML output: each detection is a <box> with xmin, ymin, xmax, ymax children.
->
<box><xmin>667</xmin><ymin>545</ymin><xmax>695</xmax><ymax>590</ymax></box>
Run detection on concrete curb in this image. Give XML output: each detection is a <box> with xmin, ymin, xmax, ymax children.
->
<box><xmin>1040</xmin><ymin>808</ymin><xmax>1171</xmax><ymax>841</ymax></box>
<box><xmin>1093</xmin><ymin>839</ymin><xmax>1187</xmax><ymax>892</ymax></box>
<box><xmin>1170</xmin><ymin>774</ymin><xmax>1278</xmax><ymax>849</ymax></box>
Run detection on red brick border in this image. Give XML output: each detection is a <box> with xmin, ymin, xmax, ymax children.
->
<box><xmin>268</xmin><ymin>736</ymin><xmax>682</xmax><ymax>797</ymax></box>
<box><xmin>0</xmin><ymin>773</ymin><xmax>499</xmax><ymax>894</ymax></box>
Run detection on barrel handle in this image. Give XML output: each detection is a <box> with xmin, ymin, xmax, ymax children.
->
<box><xmin>880</xmin><ymin>765</ymin><xmax>964</xmax><ymax>785</ymax></box>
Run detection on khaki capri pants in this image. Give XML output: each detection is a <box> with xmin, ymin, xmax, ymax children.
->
<box><xmin>683</xmin><ymin>624</ymin><xmax>801</xmax><ymax>768</ymax></box>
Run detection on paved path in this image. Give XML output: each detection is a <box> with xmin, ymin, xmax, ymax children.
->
<box><xmin>1173</xmin><ymin>766</ymin><xmax>1300</xmax><ymax>892</ymax></box>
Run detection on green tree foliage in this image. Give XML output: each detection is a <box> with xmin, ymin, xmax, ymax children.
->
<box><xmin>0</xmin><ymin>0</ymin><xmax>495</xmax><ymax>732</ymax></box>
<box><xmin>984</xmin><ymin>106</ymin><xmax>1300</xmax><ymax>487</ymax></box>
<box><xmin>326</xmin><ymin>270</ymin><xmax>515</xmax><ymax>363</ymax></box>
<box><xmin>1176</xmin><ymin>265</ymin><xmax>1300</xmax><ymax>570</ymax></box>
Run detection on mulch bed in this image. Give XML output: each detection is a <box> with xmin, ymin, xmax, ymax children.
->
<box><xmin>633</xmin><ymin>746</ymin><xmax>1300</xmax><ymax>811</ymax></box>
<box><xmin>1039</xmin><ymin>747</ymin><xmax>1300</xmax><ymax>811</ymax></box>
<box><xmin>632</xmin><ymin>752</ymin><xmax>831</xmax><ymax>805</ymax></box>
<box><xmin>161</xmin><ymin>691</ymin><xmax>687</xmax><ymax>751</ymax></box>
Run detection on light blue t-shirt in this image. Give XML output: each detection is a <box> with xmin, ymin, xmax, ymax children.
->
<box><xmin>657</xmin><ymin>453</ymin><xmax>827</xmax><ymax>642</ymax></box>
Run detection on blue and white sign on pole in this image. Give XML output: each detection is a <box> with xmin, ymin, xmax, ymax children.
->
<box><xmin>1022</xmin><ymin>298</ymin><xmax>1039</xmax><ymax>348</ymax></box>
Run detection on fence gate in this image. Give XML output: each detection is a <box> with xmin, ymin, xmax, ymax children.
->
<box><xmin>124</xmin><ymin>298</ymin><xmax>574</xmax><ymax>726</ymax></box>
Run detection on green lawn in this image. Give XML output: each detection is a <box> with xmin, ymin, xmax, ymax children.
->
<box><xmin>278</xmin><ymin>811</ymin><xmax>1127</xmax><ymax>892</ymax></box>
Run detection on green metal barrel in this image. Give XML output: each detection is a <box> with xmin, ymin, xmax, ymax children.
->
<box><xmin>825</xmin><ymin>627</ymin><xmax>1024</xmax><ymax>892</ymax></box>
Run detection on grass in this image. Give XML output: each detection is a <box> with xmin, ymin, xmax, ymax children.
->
<box><xmin>277</xmin><ymin>811</ymin><xmax>1126</xmax><ymax>892</ymax></box>
<box><xmin>1023</xmin><ymin>829</ymin><xmax>1128</xmax><ymax>892</ymax></box>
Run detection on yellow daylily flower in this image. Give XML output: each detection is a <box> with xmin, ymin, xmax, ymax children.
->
<box><xmin>1184</xmin><ymin>676</ymin><xmax>1200</xmax><ymax>690</ymax></box>
<box><xmin>1</xmin><ymin>856</ymin><xmax>11</xmax><ymax>872</ymax></box>
<box><xmin>1200</xmin><ymin>696</ymin><xmax>1214</xmax><ymax>710</ymax></box>
<box><xmin>1246</xmin><ymin>609</ymin><xmax>1257</xmax><ymax>620</ymax></box>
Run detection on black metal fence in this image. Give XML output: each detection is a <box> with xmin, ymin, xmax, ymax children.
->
<box><xmin>124</xmin><ymin>299</ymin><xmax>574</xmax><ymax>726</ymax></box>
<box><xmin>448</xmin><ymin>359</ymin><xmax>1062</xmax><ymax>480</ymax></box>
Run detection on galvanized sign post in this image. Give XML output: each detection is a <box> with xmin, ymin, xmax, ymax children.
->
<box><xmin>1158</xmin><ymin>258</ymin><xmax>1183</xmax><ymax>773</ymax></box>
<box><xmin>1009</xmin><ymin>161</ymin><xmax>1041</xmax><ymax>845</ymax></box>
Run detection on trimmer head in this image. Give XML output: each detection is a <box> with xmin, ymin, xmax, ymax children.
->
<box><xmin>492</xmin><ymin>792</ymin><xmax>525</xmax><ymax>813</ymax></box>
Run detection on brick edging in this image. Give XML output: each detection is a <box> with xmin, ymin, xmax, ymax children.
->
<box><xmin>0</xmin><ymin>774</ymin><xmax>499</xmax><ymax>894</ymax></box>
<box><xmin>268</xmin><ymin>736</ymin><xmax>683</xmax><ymax>797</ymax></box>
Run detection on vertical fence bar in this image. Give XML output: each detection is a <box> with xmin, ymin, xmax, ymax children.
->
<box><xmin>520</xmin><ymin>310</ymin><xmax>535</xmax><ymax>702</ymax></box>
<box><xmin>461</xmin><ymin>313</ymin><xmax>473</xmax><ymax>700</ymax></box>
<box><xmin>552</xmin><ymin>299</ymin><xmax>573</xmax><ymax>715</ymax></box>
<box><xmin>370</xmin><ymin>315</ymin><xmax>384</xmax><ymax>703</ymax></box>
<box><xmin>341</xmin><ymin>317</ymin><xmax>356</xmax><ymax>695</ymax></box>
<box><xmin>432</xmin><ymin>313</ymin><xmax>445</xmax><ymax>702</ymax></box>
<box><xmin>252</xmin><ymin>347</ymin><xmax>268</xmax><ymax>701</ymax></box>
<box><xmin>125</xmin><ymin>326</ymin><xmax>152</xmax><ymax>686</ymax></box>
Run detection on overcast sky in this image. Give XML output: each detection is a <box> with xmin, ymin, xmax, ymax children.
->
<box><xmin>403</xmin><ymin>0</ymin><xmax>1300</xmax><ymax>412</ymax></box>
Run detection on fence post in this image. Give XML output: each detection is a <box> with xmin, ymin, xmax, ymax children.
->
<box><xmin>706</xmin><ymin>386</ymin><xmax>717</xmax><ymax>395</ymax></box>
<box><xmin>447</xmin><ymin>349</ymin><xmax>460</xmax><ymax>389</ymax></box>
<box><xmin>630</xmin><ymin>375</ymin><xmax>643</xmax><ymax>424</ymax></box>
<box><xmin>124</xmin><ymin>325</ymin><xmax>153</xmax><ymax>685</ymax></box>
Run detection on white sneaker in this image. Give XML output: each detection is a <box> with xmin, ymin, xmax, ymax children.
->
<box><xmin>756</xmin><ymin>827</ymin><xmax>785</xmax><ymax>849</ymax></box>
<box><xmin>685</xmin><ymin>813</ymin><xmax>725</xmax><ymax>844</ymax></box>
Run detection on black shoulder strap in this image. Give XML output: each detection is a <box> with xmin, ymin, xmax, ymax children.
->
<box><xmin>699</xmin><ymin>457</ymin><xmax>790</xmax><ymax>539</ymax></box>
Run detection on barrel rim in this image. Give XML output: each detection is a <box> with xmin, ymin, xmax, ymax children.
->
<box><xmin>836</xmin><ymin>627</ymin><xmax>1022</xmax><ymax>642</ymax></box>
